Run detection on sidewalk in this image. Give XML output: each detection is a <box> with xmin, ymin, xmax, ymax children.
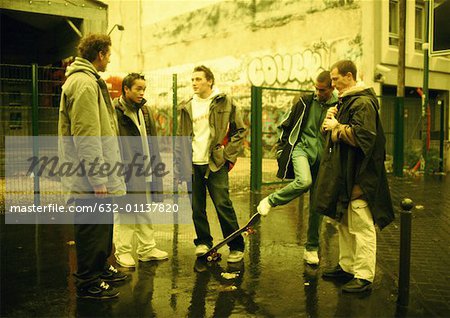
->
<box><xmin>1</xmin><ymin>174</ymin><xmax>449</xmax><ymax>317</ymax></box>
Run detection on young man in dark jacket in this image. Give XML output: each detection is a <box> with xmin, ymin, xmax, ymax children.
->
<box><xmin>175</xmin><ymin>65</ymin><xmax>246</xmax><ymax>263</ymax></box>
<box><xmin>257</xmin><ymin>71</ymin><xmax>338</xmax><ymax>265</ymax></box>
<box><xmin>319</xmin><ymin>60</ymin><xmax>394</xmax><ymax>293</ymax></box>
<box><xmin>113</xmin><ymin>73</ymin><xmax>168</xmax><ymax>268</ymax></box>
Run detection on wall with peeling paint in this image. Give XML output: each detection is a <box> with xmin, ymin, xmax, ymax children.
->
<box><xmin>107</xmin><ymin>0</ymin><xmax>363</xmax><ymax>91</ymax></box>
<box><xmin>105</xmin><ymin>0</ymin><xmax>450</xmax><ymax>170</ymax></box>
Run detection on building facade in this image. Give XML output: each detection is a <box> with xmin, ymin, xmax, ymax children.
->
<box><xmin>106</xmin><ymin>0</ymin><xmax>450</xmax><ymax>172</ymax></box>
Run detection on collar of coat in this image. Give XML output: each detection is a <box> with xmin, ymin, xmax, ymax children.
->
<box><xmin>115</xmin><ymin>96</ymin><xmax>147</xmax><ymax>113</ymax></box>
<box><xmin>339</xmin><ymin>85</ymin><xmax>367</xmax><ymax>98</ymax></box>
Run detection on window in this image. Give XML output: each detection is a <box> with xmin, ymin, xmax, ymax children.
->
<box><xmin>415</xmin><ymin>1</ymin><xmax>425</xmax><ymax>51</ymax></box>
<box><xmin>389</xmin><ymin>0</ymin><xmax>399</xmax><ymax>46</ymax></box>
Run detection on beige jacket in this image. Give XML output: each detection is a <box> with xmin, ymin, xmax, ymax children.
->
<box><xmin>58</xmin><ymin>57</ymin><xmax>126</xmax><ymax>200</ymax></box>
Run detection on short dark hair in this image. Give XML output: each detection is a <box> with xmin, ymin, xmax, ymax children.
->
<box><xmin>331</xmin><ymin>60</ymin><xmax>357</xmax><ymax>80</ymax></box>
<box><xmin>316</xmin><ymin>70</ymin><xmax>332</xmax><ymax>87</ymax></box>
<box><xmin>77</xmin><ymin>34</ymin><xmax>112</xmax><ymax>62</ymax></box>
<box><xmin>122</xmin><ymin>73</ymin><xmax>145</xmax><ymax>96</ymax></box>
<box><xmin>193</xmin><ymin>65</ymin><xmax>215</xmax><ymax>88</ymax></box>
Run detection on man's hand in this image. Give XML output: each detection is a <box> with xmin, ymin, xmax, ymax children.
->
<box><xmin>326</xmin><ymin>106</ymin><xmax>338</xmax><ymax>119</ymax></box>
<box><xmin>93</xmin><ymin>184</ymin><xmax>108</xmax><ymax>198</ymax></box>
<box><xmin>322</xmin><ymin>115</ymin><xmax>339</xmax><ymax>131</ymax></box>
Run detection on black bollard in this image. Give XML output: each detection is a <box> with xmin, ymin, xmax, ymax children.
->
<box><xmin>397</xmin><ymin>198</ymin><xmax>414</xmax><ymax>307</ymax></box>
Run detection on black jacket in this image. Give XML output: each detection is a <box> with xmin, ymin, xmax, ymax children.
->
<box><xmin>115</xmin><ymin>97</ymin><xmax>164</xmax><ymax>202</ymax></box>
<box><xmin>314</xmin><ymin>87</ymin><xmax>394</xmax><ymax>229</ymax></box>
<box><xmin>276</xmin><ymin>93</ymin><xmax>314</xmax><ymax>179</ymax></box>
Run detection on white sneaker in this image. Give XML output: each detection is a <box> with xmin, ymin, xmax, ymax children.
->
<box><xmin>303</xmin><ymin>248</ymin><xmax>319</xmax><ymax>265</ymax></box>
<box><xmin>116</xmin><ymin>253</ymin><xmax>136</xmax><ymax>268</ymax></box>
<box><xmin>195</xmin><ymin>244</ymin><xmax>210</xmax><ymax>257</ymax></box>
<box><xmin>227</xmin><ymin>250</ymin><xmax>244</xmax><ymax>263</ymax></box>
<box><xmin>257</xmin><ymin>196</ymin><xmax>272</xmax><ymax>216</ymax></box>
<box><xmin>139</xmin><ymin>248</ymin><xmax>169</xmax><ymax>261</ymax></box>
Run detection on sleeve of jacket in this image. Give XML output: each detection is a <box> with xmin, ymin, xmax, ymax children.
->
<box><xmin>276</xmin><ymin>95</ymin><xmax>298</xmax><ymax>156</ymax></box>
<box><xmin>69</xmin><ymin>84</ymin><xmax>107</xmax><ymax>187</ymax></box>
<box><xmin>223</xmin><ymin>98</ymin><xmax>246</xmax><ymax>164</ymax></box>
<box><xmin>349</xmin><ymin>98</ymin><xmax>378</xmax><ymax>157</ymax></box>
<box><xmin>143</xmin><ymin>105</ymin><xmax>164</xmax><ymax>202</ymax></box>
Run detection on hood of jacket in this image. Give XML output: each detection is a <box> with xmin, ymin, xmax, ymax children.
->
<box><xmin>192</xmin><ymin>87</ymin><xmax>221</xmax><ymax>102</ymax></box>
<box><xmin>179</xmin><ymin>90</ymin><xmax>227</xmax><ymax>117</ymax></box>
<box><xmin>65</xmin><ymin>57</ymin><xmax>100</xmax><ymax>79</ymax></box>
<box><xmin>340</xmin><ymin>87</ymin><xmax>379</xmax><ymax>110</ymax></box>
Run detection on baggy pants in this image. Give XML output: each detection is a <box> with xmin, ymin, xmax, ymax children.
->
<box><xmin>338</xmin><ymin>199</ymin><xmax>377</xmax><ymax>282</ymax></box>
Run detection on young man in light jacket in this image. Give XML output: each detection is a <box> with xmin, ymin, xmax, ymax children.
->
<box><xmin>58</xmin><ymin>34</ymin><xmax>126</xmax><ymax>300</ymax></box>
<box><xmin>175</xmin><ymin>65</ymin><xmax>246</xmax><ymax>263</ymax></box>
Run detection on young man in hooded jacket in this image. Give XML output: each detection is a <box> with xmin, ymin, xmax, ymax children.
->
<box><xmin>318</xmin><ymin>60</ymin><xmax>394</xmax><ymax>293</ymax></box>
<box><xmin>58</xmin><ymin>34</ymin><xmax>127</xmax><ymax>300</ymax></box>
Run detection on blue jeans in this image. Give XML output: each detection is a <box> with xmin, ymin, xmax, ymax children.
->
<box><xmin>269</xmin><ymin>143</ymin><xmax>323</xmax><ymax>251</ymax></box>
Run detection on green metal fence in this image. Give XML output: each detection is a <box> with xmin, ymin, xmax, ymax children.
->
<box><xmin>0</xmin><ymin>64</ymin><xmax>179</xmax><ymax>206</ymax></box>
<box><xmin>378</xmin><ymin>95</ymin><xmax>445</xmax><ymax>174</ymax></box>
<box><xmin>1</xmin><ymin>65</ymin><xmax>445</xmax><ymax>203</ymax></box>
<box><xmin>249</xmin><ymin>86</ymin><xmax>446</xmax><ymax>192</ymax></box>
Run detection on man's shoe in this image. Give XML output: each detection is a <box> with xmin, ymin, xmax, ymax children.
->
<box><xmin>303</xmin><ymin>248</ymin><xmax>319</xmax><ymax>265</ymax></box>
<box><xmin>322</xmin><ymin>265</ymin><xmax>354</xmax><ymax>280</ymax></box>
<box><xmin>227</xmin><ymin>250</ymin><xmax>244</xmax><ymax>263</ymax></box>
<box><xmin>194</xmin><ymin>259</ymin><xmax>208</xmax><ymax>273</ymax></box>
<box><xmin>101</xmin><ymin>265</ymin><xmax>127</xmax><ymax>283</ymax></box>
<box><xmin>257</xmin><ymin>197</ymin><xmax>272</xmax><ymax>216</ymax></box>
<box><xmin>195</xmin><ymin>244</ymin><xmax>210</xmax><ymax>257</ymax></box>
<box><xmin>139</xmin><ymin>248</ymin><xmax>169</xmax><ymax>261</ymax></box>
<box><xmin>77</xmin><ymin>281</ymin><xmax>119</xmax><ymax>300</ymax></box>
<box><xmin>116</xmin><ymin>253</ymin><xmax>136</xmax><ymax>268</ymax></box>
<box><xmin>342</xmin><ymin>278</ymin><xmax>372</xmax><ymax>293</ymax></box>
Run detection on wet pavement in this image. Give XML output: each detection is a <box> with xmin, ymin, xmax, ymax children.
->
<box><xmin>1</xmin><ymin>175</ymin><xmax>449</xmax><ymax>317</ymax></box>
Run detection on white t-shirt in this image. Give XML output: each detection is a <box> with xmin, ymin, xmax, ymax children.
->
<box><xmin>191</xmin><ymin>88</ymin><xmax>220</xmax><ymax>164</ymax></box>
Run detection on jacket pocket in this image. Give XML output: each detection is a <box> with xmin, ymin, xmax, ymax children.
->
<box><xmin>350</xmin><ymin>199</ymin><xmax>368</xmax><ymax>210</ymax></box>
<box><xmin>212</xmin><ymin>145</ymin><xmax>225</xmax><ymax>167</ymax></box>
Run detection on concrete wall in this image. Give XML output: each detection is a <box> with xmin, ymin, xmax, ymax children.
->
<box><xmin>105</xmin><ymin>0</ymin><xmax>450</xmax><ymax>172</ymax></box>
<box><xmin>107</xmin><ymin>0</ymin><xmax>363</xmax><ymax>92</ymax></box>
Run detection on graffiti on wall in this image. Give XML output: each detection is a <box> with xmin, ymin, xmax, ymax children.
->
<box><xmin>246</xmin><ymin>35</ymin><xmax>363</xmax><ymax>87</ymax></box>
<box><xmin>247</xmin><ymin>50</ymin><xmax>323</xmax><ymax>87</ymax></box>
<box><xmin>104</xmin><ymin>35</ymin><xmax>363</xmax><ymax>157</ymax></box>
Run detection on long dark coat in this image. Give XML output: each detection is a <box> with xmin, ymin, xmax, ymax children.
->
<box><xmin>314</xmin><ymin>88</ymin><xmax>394</xmax><ymax>230</ymax></box>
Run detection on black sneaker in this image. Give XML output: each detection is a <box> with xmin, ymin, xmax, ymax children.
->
<box><xmin>101</xmin><ymin>265</ymin><xmax>127</xmax><ymax>283</ymax></box>
<box><xmin>322</xmin><ymin>264</ymin><xmax>354</xmax><ymax>280</ymax></box>
<box><xmin>342</xmin><ymin>278</ymin><xmax>372</xmax><ymax>293</ymax></box>
<box><xmin>77</xmin><ymin>281</ymin><xmax>119</xmax><ymax>300</ymax></box>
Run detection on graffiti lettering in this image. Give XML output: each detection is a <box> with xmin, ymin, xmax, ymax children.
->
<box><xmin>247</xmin><ymin>50</ymin><xmax>323</xmax><ymax>86</ymax></box>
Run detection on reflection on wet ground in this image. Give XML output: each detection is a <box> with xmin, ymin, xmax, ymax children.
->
<box><xmin>2</xmin><ymin>180</ymin><xmax>446</xmax><ymax>317</ymax></box>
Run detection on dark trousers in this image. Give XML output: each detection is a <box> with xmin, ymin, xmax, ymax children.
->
<box><xmin>192</xmin><ymin>164</ymin><xmax>244</xmax><ymax>251</ymax></box>
<box><xmin>73</xmin><ymin>197</ymin><xmax>113</xmax><ymax>290</ymax></box>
